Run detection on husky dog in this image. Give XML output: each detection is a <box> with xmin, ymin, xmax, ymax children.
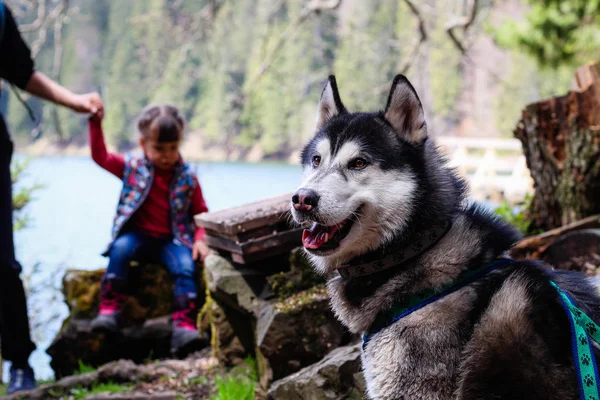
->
<box><xmin>290</xmin><ymin>75</ymin><xmax>600</xmax><ymax>399</ymax></box>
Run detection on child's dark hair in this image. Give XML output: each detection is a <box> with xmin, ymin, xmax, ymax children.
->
<box><xmin>137</xmin><ymin>105</ymin><xmax>185</xmax><ymax>142</ymax></box>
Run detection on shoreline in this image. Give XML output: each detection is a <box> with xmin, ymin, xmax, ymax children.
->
<box><xmin>14</xmin><ymin>135</ymin><xmax>302</xmax><ymax>165</ymax></box>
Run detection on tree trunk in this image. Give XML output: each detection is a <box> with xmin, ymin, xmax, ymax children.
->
<box><xmin>514</xmin><ymin>62</ymin><xmax>600</xmax><ymax>232</ymax></box>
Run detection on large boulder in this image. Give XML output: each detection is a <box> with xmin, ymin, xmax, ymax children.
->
<box><xmin>61</xmin><ymin>264</ymin><xmax>179</xmax><ymax>323</ymax></box>
<box><xmin>201</xmin><ymin>250</ymin><xmax>326</xmax><ymax>365</ymax></box>
<box><xmin>202</xmin><ymin>250</ymin><xmax>351</xmax><ymax>388</ymax></box>
<box><xmin>47</xmin><ymin>264</ymin><xmax>207</xmax><ymax>378</ymax></box>
<box><xmin>202</xmin><ymin>254</ymin><xmax>270</xmax><ymax>367</ymax></box>
<box><xmin>256</xmin><ymin>285</ymin><xmax>352</xmax><ymax>386</ymax></box>
<box><xmin>204</xmin><ymin>254</ymin><xmax>269</xmax><ymax>315</ymax></box>
<box><xmin>47</xmin><ymin>316</ymin><xmax>173</xmax><ymax>379</ymax></box>
<box><xmin>267</xmin><ymin>343</ymin><xmax>365</xmax><ymax>400</ymax></box>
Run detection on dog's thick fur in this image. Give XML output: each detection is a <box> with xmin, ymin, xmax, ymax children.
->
<box><xmin>291</xmin><ymin>75</ymin><xmax>600</xmax><ymax>399</ymax></box>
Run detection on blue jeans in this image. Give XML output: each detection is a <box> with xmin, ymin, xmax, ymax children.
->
<box><xmin>106</xmin><ymin>232</ymin><xmax>197</xmax><ymax>296</ymax></box>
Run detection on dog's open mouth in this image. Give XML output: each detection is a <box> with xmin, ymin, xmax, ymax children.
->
<box><xmin>301</xmin><ymin>207</ymin><xmax>361</xmax><ymax>254</ymax></box>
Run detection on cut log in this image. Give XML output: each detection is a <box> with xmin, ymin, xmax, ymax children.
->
<box><xmin>514</xmin><ymin>61</ymin><xmax>600</xmax><ymax>232</ymax></box>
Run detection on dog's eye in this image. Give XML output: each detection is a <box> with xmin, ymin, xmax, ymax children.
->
<box><xmin>312</xmin><ymin>155</ymin><xmax>321</xmax><ymax>168</ymax></box>
<box><xmin>349</xmin><ymin>158</ymin><xmax>368</xmax><ymax>170</ymax></box>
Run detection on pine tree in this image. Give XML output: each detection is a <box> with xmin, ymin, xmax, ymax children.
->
<box><xmin>495</xmin><ymin>0</ymin><xmax>600</xmax><ymax>67</ymax></box>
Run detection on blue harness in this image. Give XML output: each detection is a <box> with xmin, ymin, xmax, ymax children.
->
<box><xmin>362</xmin><ymin>259</ymin><xmax>600</xmax><ymax>400</ymax></box>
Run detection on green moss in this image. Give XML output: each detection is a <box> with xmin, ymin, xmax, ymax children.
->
<box><xmin>267</xmin><ymin>249</ymin><xmax>324</xmax><ymax>301</ymax></box>
<box><xmin>63</xmin><ymin>269</ymin><xmax>105</xmax><ymax>318</ymax></box>
<box><xmin>199</xmin><ymin>267</ymin><xmax>219</xmax><ymax>358</ymax></box>
<box><xmin>273</xmin><ymin>285</ymin><xmax>328</xmax><ymax>314</ymax></box>
<box><xmin>254</xmin><ymin>348</ymin><xmax>270</xmax><ymax>390</ymax></box>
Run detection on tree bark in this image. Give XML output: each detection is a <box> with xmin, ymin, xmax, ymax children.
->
<box><xmin>514</xmin><ymin>62</ymin><xmax>600</xmax><ymax>232</ymax></box>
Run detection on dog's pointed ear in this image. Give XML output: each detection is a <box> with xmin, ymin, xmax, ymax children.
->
<box><xmin>316</xmin><ymin>75</ymin><xmax>346</xmax><ymax>130</ymax></box>
<box><xmin>384</xmin><ymin>75</ymin><xmax>427</xmax><ymax>145</ymax></box>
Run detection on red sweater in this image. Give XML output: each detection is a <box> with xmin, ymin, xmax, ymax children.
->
<box><xmin>89</xmin><ymin>118</ymin><xmax>208</xmax><ymax>242</ymax></box>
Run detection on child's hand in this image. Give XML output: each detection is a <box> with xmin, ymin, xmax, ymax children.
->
<box><xmin>89</xmin><ymin>105</ymin><xmax>104</xmax><ymax>121</ymax></box>
<box><xmin>192</xmin><ymin>240</ymin><xmax>212</xmax><ymax>262</ymax></box>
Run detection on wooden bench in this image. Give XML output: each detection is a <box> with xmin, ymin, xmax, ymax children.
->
<box><xmin>194</xmin><ymin>193</ymin><xmax>304</xmax><ymax>264</ymax></box>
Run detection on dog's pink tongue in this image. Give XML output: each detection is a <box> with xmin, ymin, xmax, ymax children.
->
<box><xmin>302</xmin><ymin>223</ymin><xmax>340</xmax><ymax>249</ymax></box>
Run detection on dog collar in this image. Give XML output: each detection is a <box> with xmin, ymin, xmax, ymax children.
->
<box><xmin>337</xmin><ymin>220</ymin><xmax>452</xmax><ymax>279</ymax></box>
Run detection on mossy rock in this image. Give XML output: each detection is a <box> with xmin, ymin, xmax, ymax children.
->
<box><xmin>256</xmin><ymin>285</ymin><xmax>352</xmax><ymax>384</ymax></box>
<box><xmin>268</xmin><ymin>343</ymin><xmax>365</xmax><ymax>400</ymax></box>
<box><xmin>49</xmin><ymin>262</ymin><xmax>208</xmax><ymax>377</ymax></box>
<box><xmin>63</xmin><ymin>269</ymin><xmax>105</xmax><ymax>318</ymax></box>
<box><xmin>267</xmin><ymin>248</ymin><xmax>325</xmax><ymax>301</ymax></box>
<box><xmin>199</xmin><ymin>295</ymin><xmax>249</xmax><ymax>368</ymax></box>
<box><xmin>62</xmin><ymin>263</ymin><xmax>205</xmax><ymax>325</ymax></box>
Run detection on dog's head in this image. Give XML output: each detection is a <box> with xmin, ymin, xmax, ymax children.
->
<box><xmin>291</xmin><ymin>75</ymin><xmax>429</xmax><ymax>273</ymax></box>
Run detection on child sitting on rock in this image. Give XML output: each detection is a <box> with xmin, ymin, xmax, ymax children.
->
<box><xmin>88</xmin><ymin>104</ymin><xmax>211</xmax><ymax>355</ymax></box>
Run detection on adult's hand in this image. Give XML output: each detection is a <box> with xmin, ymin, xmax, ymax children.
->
<box><xmin>71</xmin><ymin>92</ymin><xmax>103</xmax><ymax>116</ymax></box>
<box><xmin>25</xmin><ymin>72</ymin><xmax>104</xmax><ymax>116</ymax></box>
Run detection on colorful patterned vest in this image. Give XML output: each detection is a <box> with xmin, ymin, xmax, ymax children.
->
<box><xmin>105</xmin><ymin>153</ymin><xmax>197</xmax><ymax>254</ymax></box>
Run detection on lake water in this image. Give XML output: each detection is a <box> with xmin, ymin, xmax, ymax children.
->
<box><xmin>6</xmin><ymin>155</ymin><xmax>302</xmax><ymax>381</ymax></box>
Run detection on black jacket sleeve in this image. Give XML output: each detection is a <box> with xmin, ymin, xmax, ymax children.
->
<box><xmin>0</xmin><ymin>5</ymin><xmax>35</xmax><ymax>90</ymax></box>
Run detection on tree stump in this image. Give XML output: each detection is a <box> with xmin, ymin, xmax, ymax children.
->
<box><xmin>514</xmin><ymin>62</ymin><xmax>600</xmax><ymax>232</ymax></box>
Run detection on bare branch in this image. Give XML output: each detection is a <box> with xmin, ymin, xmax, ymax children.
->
<box><xmin>4</xmin><ymin>0</ymin><xmax>37</xmax><ymax>17</ymax></box>
<box><xmin>18</xmin><ymin>0</ymin><xmax>44</xmax><ymax>32</ymax></box>
<box><xmin>170</xmin><ymin>0</ymin><xmax>226</xmax><ymax>43</ymax></box>
<box><xmin>29</xmin><ymin>0</ymin><xmax>69</xmax><ymax>58</ymax></box>
<box><xmin>372</xmin><ymin>0</ymin><xmax>428</xmax><ymax>95</ymax></box>
<box><xmin>398</xmin><ymin>0</ymin><xmax>428</xmax><ymax>74</ymax></box>
<box><xmin>50</xmin><ymin>2</ymin><xmax>67</xmax><ymax>139</ymax></box>
<box><xmin>445</xmin><ymin>0</ymin><xmax>479</xmax><ymax>55</ymax></box>
<box><xmin>51</xmin><ymin>8</ymin><xmax>65</xmax><ymax>80</ymax></box>
<box><xmin>244</xmin><ymin>0</ymin><xmax>342</xmax><ymax>95</ymax></box>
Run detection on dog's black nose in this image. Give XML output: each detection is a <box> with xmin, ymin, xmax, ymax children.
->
<box><xmin>292</xmin><ymin>189</ymin><xmax>319</xmax><ymax>212</ymax></box>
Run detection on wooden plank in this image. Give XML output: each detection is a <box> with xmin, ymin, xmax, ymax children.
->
<box><xmin>231</xmin><ymin>241</ymin><xmax>301</xmax><ymax>264</ymax></box>
<box><xmin>205</xmin><ymin>220</ymin><xmax>292</xmax><ymax>243</ymax></box>
<box><xmin>239</xmin><ymin>228</ymin><xmax>303</xmax><ymax>255</ymax></box>
<box><xmin>205</xmin><ymin>234</ymin><xmax>244</xmax><ymax>254</ymax></box>
<box><xmin>195</xmin><ymin>192</ymin><xmax>294</xmax><ymax>235</ymax></box>
<box><xmin>205</xmin><ymin>228</ymin><xmax>304</xmax><ymax>256</ymax></box>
